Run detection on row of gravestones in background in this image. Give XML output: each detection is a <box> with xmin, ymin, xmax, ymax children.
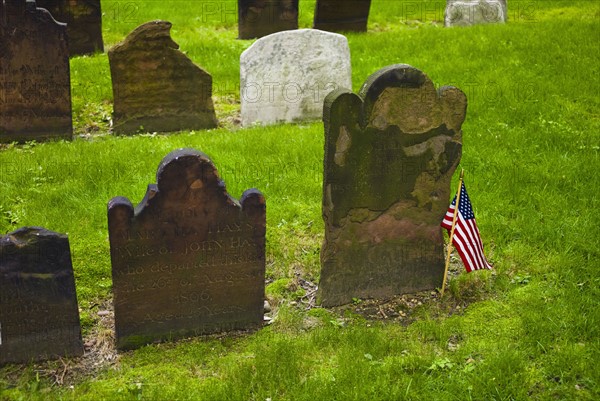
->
<box><xmin>0</xmin><ymin>0</ymin><xmax>506</xmax><ymax>142</ymax></box>
<box><xmin>0</xmin><ymin>63</ymin><xmax>465</xmax><ymax>366</ymax></box>
<box><xmin>0</xmin><ymin>0</ymin><xmax>372</xmax><ymax>58</ymax></box>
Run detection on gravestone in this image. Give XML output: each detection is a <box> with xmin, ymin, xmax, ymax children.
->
<box><xmin>313</xmin><ymin>0</ymin><xmax>372</xmax><ymax>32</ymax></box>
<box><xmin>36</xmin><ymin>0</ymin><xmax>104</xmax><ymax>56</ymax></box>
<box><xmin>240</xmin><ymin>29</ymin><xmax>352</xmax><ymax>127</ymax></box>
<box><xmin>0</xmin><ymin>0</ymin><xmax>73</xmax><ymax>143</ymax></box>
<box><xmin>108</xmin><ymin>149</ymin><xmax>266</xmax><ymax>350</ymax></box>
<box><xmin>108</xmin><ymin>21</ymin><xmax>218</xmax><ymax>135</ymax></box>
<box><xmin>238</xmin><ymin>0</ymin><xmax>299</xmax><ymax>39</ymax></box>
<box><xmin>319</xmin><ymin>65</ymin><xmax>466</xmax><ymax>307</ymax></box>
<box><xmin>445</xmin><ymin>0</ymin><xmax>507</xmax><ymax>27</ymax></box>
<box><xmin>0</xmin><ymin>227</ymin><xmax>83</xmax><ymax>366</ymax></box>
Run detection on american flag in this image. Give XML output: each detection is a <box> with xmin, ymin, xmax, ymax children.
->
<box><xmin>441</xmin><ymin>183</ymin><xmax>492</xmax><ymax>272</ymax></box>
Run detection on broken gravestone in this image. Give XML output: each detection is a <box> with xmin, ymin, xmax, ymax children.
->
<box><xmin>238</xmin><ymin>0</ymin><xmax>299</xmax><ymax>39</ymax></box>
<box><xmin>313</xmin><ymin>0</ymin><xmax>372</xmax><ymax>32</ymax></box>
<box><xmin>108</xmin><ymin>149</ymin><xmax>266</xmax><ymax>350</ymax></box>
<box><xmin>108</xmin><ymin>20</ymin><xmax>218</xmax><ymax>135</ymax></box>
<box><xmin>0</xmin><ymin>0</ymin><xmax>72</xmax><ymax>143</ymax></box>
<box><xmin>240</xmin><ymin>29</ymin><xmax>352</xmax><ymax>126</ymax></box>
<box><xmin>0</xmin><ymin>227</ymin><xmax>83</xmax><ymax>366</ymax></box>
<box><xmin>445</xmin><ymin>0</ymin><xmax>507</xmax><ymax>27</ymax></box>
<box><xmin>36</xmin><ymin>0</ymin><xmax>104</xmax><ymax>56</ymax></box>
<box><xmin>319</xmin><ymin>64</ymin><xmax>466</xmax><ymax>307</ymax></box>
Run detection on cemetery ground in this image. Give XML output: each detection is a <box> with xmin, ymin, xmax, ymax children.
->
<box><xmin>0</xmin><ymin>0</ymin><xmax>599</xmax><ymax>400</ymax></box>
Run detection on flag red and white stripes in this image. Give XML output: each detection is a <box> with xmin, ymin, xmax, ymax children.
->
<box><xmin>441</xmin><ymin>183</ymin><xmax>492</xmax><ymax>272</ymax></box>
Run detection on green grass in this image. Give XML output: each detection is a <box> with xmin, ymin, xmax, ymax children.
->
<box><xmin>1</xmin><ymin>1</ymin><xmax>599</xmax><ymax>400</ymax></box>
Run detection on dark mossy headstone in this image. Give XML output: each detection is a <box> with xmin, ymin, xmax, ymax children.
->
<box><xmin>313</xmin><ymin>0</ymin><xmax>372</xmax><ymax>32</ymax></box>
<box><xmin>238</xmin><ymin>0</ymin><xmax>299</xmax><ymax>39</ymax></box>
<box><xmin>319</xmin><ymin>65</ymin><xmax>466</xmax><ymax>307</ymax></box>
<box><xmin>108</xmin><ymin>20</ymin><xmax>218</xmax><ymax>135</ymax></box>
<box><xmin>0</xmin><ymin>0</ymin><xmax>72</xmax><ymax>143</ymax></box>
<box><xmin>0</xmin><ymin>227</ymin><xmax>83</xmax><ymax>366</ymax></box>
<box><xmin>36</xmin><ymin>0</ymin><xmax>104</xmax><ymax>56</ymax></box>
<box><xmin>108</xmin><ymin>149</ymin><xmax>266</xmax><ymax>351</ymax></box>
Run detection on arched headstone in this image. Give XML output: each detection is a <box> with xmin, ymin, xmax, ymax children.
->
<box><xmin>108</xmin><ymin>149</ymin><xmax>266</xmax><ymax>350</ymax></box>
<box><xmin>240</xmin><ymin>29</ymin><xmax>352</xmax><ymax>127</ymax></box>
<box><xmin>319</xmin><ymin>65</ymin><xmax>466</xmax><ymax>306</ymax></box>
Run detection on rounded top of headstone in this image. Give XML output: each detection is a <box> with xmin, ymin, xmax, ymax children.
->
<box><xmin>359</xmin><ymin>64</ymin><xmax>428</xmax><ymax>99</ymax></box>
<box><xmin>357</xmin><ymin>64</ymin><xmax>467</xmax><ymax>134</ymax></box>
<box><xmin>241</xmin><ymin>28</ymin><xmax>349</xmax><ymax>60</ymax></box>
<box><xmin>156</xmin><ymin>148</ymin><xmax>220</xmax><ymax>194</ymax></box>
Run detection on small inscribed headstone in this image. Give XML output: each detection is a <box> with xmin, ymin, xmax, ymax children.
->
<box><xmin>108</xmin><ymin>149</ymin><xmax>266</xmax><ymax>350</ymax></box>
<box><xmin>0</xmin><ymin>0</ymin><xmax>73</xmax><ymax>143</ymax></box>
<box><xmin>319</xmin><ymin>64</ymin><xmax>466</xmax><ymax>307</ymax></box>
<box><xmin>0</xmin><ymin>227</ymin><xmax>83</xmax><ymax>366</ymax></box>
<box><xmin>445</xmin><ymin>0</ymin><xmax>507</xmax><ymax>27</ymax></box>
<box><xmin>36</xmin><ymin>0</ymin><xmax>104</xmax><ymax>56</ymax></box>
<box><xmin>313</xmin><ymin>0</ymin><xmax>372</xmax><ymax>32</ymax></box>
<box><xmin>108</xmin><ymin>20</ymin><xmax>218</xmax><ymax>135</ymax></box>
<box><xmin>240</xmin><ymin>29</ymin><xmax>352</xmax><ymax>127</ymax></box>
<box><xmin>238</xmin><ymin>0</ymin><xmax>299</xmax><ymax>39</ymax></box>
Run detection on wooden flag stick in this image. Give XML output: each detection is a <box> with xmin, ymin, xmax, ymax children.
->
<box><xmin>441</xmin><ymin>169</ymin><xmax>465</xmax><ymax>296</ymax></box>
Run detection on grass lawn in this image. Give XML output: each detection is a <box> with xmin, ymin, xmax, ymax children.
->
<box><xmin>1</xmin><ymin>0</ymin><xmax>599</xmax><ymax>399</ymax></box>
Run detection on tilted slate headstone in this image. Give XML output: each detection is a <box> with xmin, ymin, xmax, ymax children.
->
<box><xmin>108</xmin><ymin>21</ymin><xmax>218</xmax><ymax>135</ymax></box>
<box><xmin>240</xmin><ymin>29</ymin><xmax>352</xmax><ymax>127</ymax></box>
<box><xmin>238</xmin><ymin>0</ymin><xmax>299</xmax><ymax>39</ymax></box>
<box><xmin>108</xmin><ymin>149</ymin><xmax>266</xmax><ymax>350</ymax></box>
<box><xmin>318</xmin><ymin>65</ymin><xmax>466</xmax><ymax>307</ymax></box>
<box><xmin>313</xmin><ymin>0</ymin><xmax>372</xmax><ymax>32</ymax></box>
<box><xmin>36</xmin><ymin>0</ymin><xmax>104</xmax><ymax>56</ymax></box>
<box><xmin>0</xmin><ymin>0</ymin><xmax>72</xmax><ymax>143</ymax></box>
<box><xmin>0</xmin><ymin>227</ymin><xmax>83</xmax><ymax>366</ymax></box>
<box><xmin>445</xmin><ymin>0</ymin><xmax>507</xmax><ymax>27</ymax></box>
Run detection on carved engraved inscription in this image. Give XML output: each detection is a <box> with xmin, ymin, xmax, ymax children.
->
<box><xmin>108</xmin><ymin>149</ymin><xmax>266</xmax><ymax>350</ymax></box>
<box><xmin>0</xmin><ymin>4</ymin><xmax>72</xmax><ymax>142</ymax></box>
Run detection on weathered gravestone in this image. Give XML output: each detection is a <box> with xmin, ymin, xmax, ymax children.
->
<box><xmin>240</xmin><ymin>29</ymin><xmax>352</xmax><ymax>127</ymax></box>
<box><xmin>445</xmin><ymin>0</ymin><xmax>507</xmax><ymax>27</ymax></box>
<box><xmin>313</xmin><ymin>0</ymin><xmax>372</xmax><ymax>32</ymax></box>
<box><xmin>238</xmin><ymin>0</ymin><xmax>298</xmax><ymax>39</ymax></box>
<box><xmin>36</xmin><ymin>0</ymin><xmax>104</xmax><ymax>56</ymax></box>
<box><xmin>0</xmin><ymin>0</ymin><xmax>72</xmax><ymax>143</ymax></box>
<box><xmin>108</xmin><ymin>149</ymin><xmax>266</xmax><ymax>350</ymax></box>
<box><xmin>0</xmin><ymin>227</ymin><xmax>83</xmax><ymax>366</ymax></box>
<box><xmin>108</xmin><ymin>21</ymin><xmax>218</xmax><ymax>135</ymax></box>
<box><xmin>319</xmin><ymin>64</ymin><xmax>466</xmax><ymax>307</ymax></box>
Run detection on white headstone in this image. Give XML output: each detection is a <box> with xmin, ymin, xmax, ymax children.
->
<box><xmin>240</xmin><ymin>29</ymin><xmax>352</xmax><ymax>127</ymax></box>
<box><xmin>445</xmin><ymin>0</ymin><xmax>507</xmax><ymax>27</ymax></box>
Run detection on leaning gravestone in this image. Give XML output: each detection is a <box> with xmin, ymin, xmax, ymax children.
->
<box><xmin>108</xmin><ymin>21</ymin><xmax>218</xmax><ymax>135</ymax></box>
<box><xmin>108</xmin><ymin>149</ymin><xmax>266</xmax><ymax>350</ymax></box>
<box><xmin>240</xmin><ymin>29</ymin><xmax>352</xmax><ymax>127</ymax></box>
<box><xmin>0</xmin><ymin>227</ymin><xmax>83</xmax><ymax>366</ymax></box>
<box><xmin>318</xmin><ymin>64</ymin><xmax>466</xmax><ymax>307</ymax></box>
<box><xmin>0</xmin><ymin>0</ymin><xmax>72</xmax><ymax>143</ymax></box>
<box><xmin>445</xmin><ymin>0</ymin><xmax>507</xmax><ymax>27</ymax></box>
<box><xmin>238</xmin><ymin>0</ymin><xmax>299</xmax><ymax>39</ymax></box>
<box><xmin>36</xmin><ymin>0</ymin><xmax>104</xmax><ymax>56</ymax></box>
<box><xmin>313</xmin><ymin>0</ymin><xmax>372</xmax><ymax>32</ymax></box>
